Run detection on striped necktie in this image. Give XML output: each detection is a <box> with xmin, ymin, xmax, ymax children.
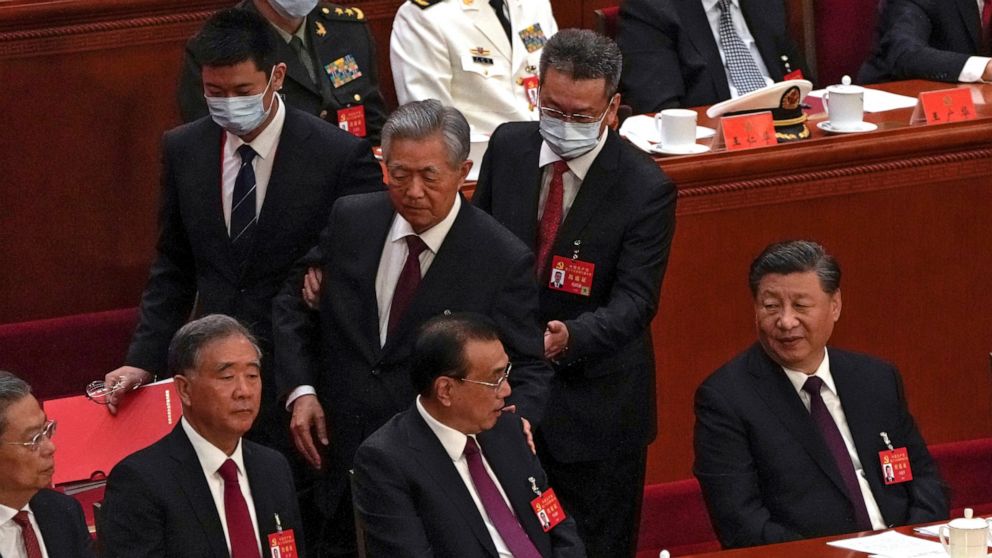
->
<box><xmin>231</xmin><ymin>144</ymin><xmax>257</xmax><ymax>269</ymax></box>
<box><xmin>717</xmin><ymin>0</ymin><xmax>767</xmax><ymax>95</ymax></box>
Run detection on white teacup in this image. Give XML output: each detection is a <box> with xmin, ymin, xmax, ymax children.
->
<box><xmin>824</xmin><ymin>75</ymin><xmax>865</xmax><ymax>131</ymax></box>
<box><xmin>655</xmin><ymin>108</ymin><xmax>697</xmax><ymax>148</ymax></box>
<box><xmin>939</xmin><ymin>508</ymin><xmax>992</xmax><ymax>558</ymax></box>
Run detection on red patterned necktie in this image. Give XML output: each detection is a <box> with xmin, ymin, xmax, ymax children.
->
<box><xmin>535</xmin><ymin>160</ymin><xmax>569</xmax><ymax>277</ymax></box>
<box><xmin>12</xmin><ymin>511</ymin><xmax>43</xmax><ymax>558</ymax></box>
<box><xmin>982</xmin><ymin>0</ymin><xmax>992</xmax><ymax>55</ymax></box>
<box><xmin>218</xmin><ymin>459</ymin><xmax>262</xmax><ymax>558</ymax></box>
<box><xmin>388</xmin><ymin>235</ymin><xmax>429</xmax><ymax>337</ymax></box>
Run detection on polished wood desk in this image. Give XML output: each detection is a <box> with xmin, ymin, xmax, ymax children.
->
<box><xmin>677</xmin><ymin>524</ymin><xmax>943</xmax><ymax>557</ymax></box>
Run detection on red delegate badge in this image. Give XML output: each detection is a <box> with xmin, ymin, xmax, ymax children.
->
<box><xmin>521</xmin><ymin>75</ymin><xmax>540</xmax><ymax>110</ymax></box>
<box><xmin>267</xmin><ymin>529</ymin><xmax>299</xmax><ymax>558</ymax></box>
<box><xmin>783</xmin><ymin>69</ymin><xmax>805</xmax><ymax>81</ymax></box>
<box><xmin>548</xmin><ymin>256</ymin><xmax>594</xmax><ymax>297</ymax></box>
<box><xmin>878</xmin><ymin>447</ymin><xmax>913</xmax><ymax>485</ymax></box>
<box><xmin>337</xmin><ymin>105</ymin><xmax>367</xmax><ymax>138</ymax></box>
<box><xmin>530</xmin><ymin>488</ymin><xmax>566</xmax><ymax>532</ymax></box>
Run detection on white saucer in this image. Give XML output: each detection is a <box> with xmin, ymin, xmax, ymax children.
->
<box><xmin>817</xmin><ymin>120</ymin><xmax>878</xmax><ymax>134</ymax></box>
<box><xmin>652</xmin><ymin>143</ymin><xmax>711</xmax><ymax>156</ymax></box>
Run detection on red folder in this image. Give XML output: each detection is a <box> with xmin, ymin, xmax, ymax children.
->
<box><xmin>44</xmin><ymin>379</ymin><xmax>183</xmax><ymax>485</ymax></box>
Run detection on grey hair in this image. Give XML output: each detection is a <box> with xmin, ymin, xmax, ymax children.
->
<box><xmin>381</xmin><ymin>99</ymin><xmax>470</xmax><ymax>167</ymax></box>
<box><xmin>0</xmin><ymin>371</ymin><xmax>32</xmax><ymax>436</ymax></box>
<box><xmin>748</xmin><ymin>240</ymin><xmax>842</xmax><ymax>296</ymax></box>
<box><xmin>540</xmin><ymin>28</ymin><xmax>623</xmax><ymax>97</ymax></box>
<box><xmin>167</xmin><ymin>314</ymin><xmax>260</xmax><ymax>376</ymax></box>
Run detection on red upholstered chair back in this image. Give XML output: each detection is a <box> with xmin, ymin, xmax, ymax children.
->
<box><xmin>930</xmin><ymin>438</ymin><xmax>992</xmax><ymax>517</ymax></box>
<box><xmin>0</xmin><ymin>308</ymin><xmax>138</xmax><ymax>401</ymax></box>
<box><xmin>636</xmin><ymin>479</ymin><xmax>720</xmax><ymax>557</ymax></box>
<box><xmin>815</xmin><ymin>0</ymin><xmax>880</xmax><ymax>85</ymax></box>
<box><xmin>595</xmin><ymin>6</ymin><xmax>621</xmax><ymax>39</ymax></box>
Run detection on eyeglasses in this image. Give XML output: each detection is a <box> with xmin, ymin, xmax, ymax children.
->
<box><xmin>538</xmin><ymin>103</ymin><xmax>610</xmax><ymax>125</ymax></box>
<box><xmin>85</xmin><ymin>377</ymin><xmax>141</xmax><ymax>405</ymax></box>
<box><xmin>458</xmin><ymin>363</ymin><xmax>512</xmax><ymax>391</ymax></box>
<box><xmin>1</xmin><ymin>420</ymin><xmax>56</xmax><ymax>452</ymax></box>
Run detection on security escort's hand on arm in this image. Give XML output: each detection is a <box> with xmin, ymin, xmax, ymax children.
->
<box><xmin>543</xmin><ymin>321</ymin><xmax>569</xmax><ymax>359</ymax></box>
<box><xmin>301</xmin><ymin>266</ymin><xmax>323</xmax><ymax>310</ymax></box>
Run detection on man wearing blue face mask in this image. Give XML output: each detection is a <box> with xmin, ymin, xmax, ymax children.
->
<box><xmin>104</xmin><ymin>7</ymin><xmax>382</xmax><ymax>478</ymax></box>
<box><xmin>178</xmin><ymin>0</ymin><xmax>388</xmax><ymax>144</ymax></box>
<box><xmin>473</xmin><ymin>28</ymin><xmax>677</xmax><ymax>558</ymax></box>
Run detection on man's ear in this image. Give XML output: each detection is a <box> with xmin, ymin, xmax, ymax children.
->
<box><xmin>174</xmin><ymin>374</ymin><xmax>193</xmax><ymax>407</ymax></box>
<box><xmin>433</xmin><ymin>376</ymin><xmax>456</xmax><ymax>407</ymax></box>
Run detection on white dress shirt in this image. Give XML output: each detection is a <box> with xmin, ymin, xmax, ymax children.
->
<box><xmin>0</xmin><ymin>503</ymin><xmax>50</xmax><ymax>558</ymax></box>
<box><xmin>959</xmin><ymin>0</ymin><xmax>992</xmax><ymax>82</ymax></box>
<box><xmin>181</xmin><ymin>418</ymin><xmax>263</xmax><ymax>556</ymax></box>
<box><xmin>537</xmin><ymin>128</ymin><xmax>608</xmax><ymax>220</ymax></box>
<box><xmin>782</xmin><ymin>349</ymin><xmax>888</xmax><ymax>530</ymax></box>
<box><xmin>285</xmin><ymin>195</ymin><xmax>463</xmax><ymax>406</ymax></box>
<box><xmin>416</xmin><ymin>396</ymin><xmax>516</xmax><ymax>558</ymax></box>
<box><xmin>701</xmin><ymin>0</ymin><xmax>775</xmax><ymax>97</ymax></box>
<box><xmin>221</xmin><ymin>94</ymin><xmax>286</xmax><ymax>233</ymax></box>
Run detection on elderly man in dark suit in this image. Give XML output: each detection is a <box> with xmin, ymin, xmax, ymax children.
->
<box><xmin>101</xmin><ymin>315</ymin><xmax>305</xmax><ymax>558</ymax></box>
<box><xmin>694</xmin><ymin>240</ymin><xmax>947</xmax><ymax>549</ymax></box>
<box><xmin>0</xmin><ymin>371</ymin><xmax>94</xmax><ymax>558</ymax></box>
<box><xmin>178</xmin><ymin>0</ymin><xmax>388</xmax><ymax>144</ymax></box>
<box><xmin>353</xmin><ymin>313</ymin><xmax>585</xmax><ymax>557</ymax></box>
<box><xmin>859</xmin><ymin>0</ymin><xmax>992</xmax><ymax>84</ymax></box>
<box><xmin>618</xmin><ymin>0</ymin><xmax>810</xmax><ymax>113</ymax></box>
<box><xmin>103</xmin><ymin>8</ymin><xmax>382</xmax><ymax>452</ymax></box>
<box><xmin>473</xmin><ymin>29</ymin><xmax>677</xmax><ymax>558</ymax></box>
<box><xmin>273</xmin><ymin>99</ymin><xmax>551</xmax><ymax>556</ymax></box>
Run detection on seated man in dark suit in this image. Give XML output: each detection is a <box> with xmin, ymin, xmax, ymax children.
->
<box><xmin>353</xmin><ymin>313</ymin><xmax>585</xmax><ymax>557</ymax></box>
<box><xmin>0</xmin><ymin>371</ymin><xmax>94</xmax><ymax>558</ymax></box>
<box><xmin>618</xmin><ymin>0</ymin><xmax>810</xmax><ymax>113</ymax></box>
<box><xmin>694</xmin><ymin>240</ymin><xmax>948</xmax><ymax>549</ymax></box>
<box><xmin>859</xmin><ymin>0</ymin><xmax>992</xmax><ymax>84</ymax></box>
<box><xmin>100</xmin><ymin>315</ymin><xmax>305</xmax><ymax>558</ymax></box>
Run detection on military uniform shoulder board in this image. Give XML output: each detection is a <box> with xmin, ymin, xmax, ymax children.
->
<box><xmin>318</xmin><ymin>2</ymin><xmax>366</xmax><ymax>21</ymax></box>
<box><xmin>408</xmin><ymin>0</ymin><xmax>444</xmax><ymax>9</ymax></box>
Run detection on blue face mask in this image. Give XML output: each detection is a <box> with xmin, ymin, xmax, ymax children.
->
<box><xmin>269</xmin><ymin>0</ymin><xmax>319</xmax><ymax>18</ymax></box>
<box><xmin>204</xmin><ymin>71</ymin><xmax>275</xmax><ymax>136</ymax></box>
<box><xmin>539</xmin><ymin>113</ymin><xmax>604</xmax><ymax>159</ymax></box>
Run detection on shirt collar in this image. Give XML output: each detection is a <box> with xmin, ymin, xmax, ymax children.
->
<box><xmin>269</xmin><ymin>18</ymin><xmax>308</xmax><ymax>44</ymax></box>
<box><xmin>782</xmin><ymin>348</ymin><xmax>836</xmax><ymax>396</ymax></box>
<box><xmin>0</xmin><ymin>502</ymin><xmax>28</xmax><ymax>526</ymax></box>
<box><xmin>225</xmin><ymin>93</ymin><xmax>286</xmax><ymax>162</ymax></box>
<box><xmin>703</xmin><ymin>0</ymin><xmax>739</xmax><ymax>11</ymax></box>
<box><xmin>181</xmin><ymin>417</ymin><xmax>247</xmax><ymax>478</ymax></box>
<box><xmin>539</xmin><ymin>127</ymin><xmax>609</xmax><ymax>180</ymax></box>
<box><xmin>387</xmin><ymin>194</ymin><xmax>462</xmax><ymax>255</ymax></box>
<box><xmin>416</xmin><ymin>395</ymin><xmax>473</xmax><ymax>462</ymax></box>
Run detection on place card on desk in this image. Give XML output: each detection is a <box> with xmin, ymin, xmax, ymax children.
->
<box><xmin>911</xmin><ymin>87</ymin><xmax>977</xmax><ymax>125</ymax></box>
<box><xmin>826</xmin><ymin>530</ymin><xmax>945</xmax><ymax>557</ymax></box>
<box><xmin>715</xmin><ymin>111</ymin><xmax>777</xmax><ymax>152</ymax></box>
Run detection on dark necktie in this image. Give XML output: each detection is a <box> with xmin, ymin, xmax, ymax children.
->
<box><xmin>387</xmin><ymin>235</ymin><xmax>429</xmax><ymax>337</ymax></box>
<box><xmin>802</xmin><ymin>376</ymin><xmax>873</xmax><ymax>531</ymax></box>
<box><xmin>231</xmin><ymin>145</ymin><xmax>257</xmax><ymax>268</ymax></box>
<box><xmin>489</xmin><ymin>0</ymin><xmax>513</xmax><ymax>43</ymax></box>
<box><xmin>463</xmin><ymin>437</ymin><xmax>542</xmax><ymax>558</ymax></box>
<box><xmin>289</xmin><ymin>36</ymin><xmax>318</xmax><ymax>87</ymax></box>
<box><xmin>218</xmin><ymin>459</ymin><xmax>262</xmax><ymax>558</ymax></box>
<box><xmin>982</xmin><ymin>0</ymin><xmax>992</xmax><ymax>55</ymax></box>
<box><xmin>12</xmin><ymin>511</ymin><xmax>43</xmax><ymax>558</ymax></box>
<box><xmin>717</xmin><ymin>0</ymin><xmax>767</xmax><ymax>95</ymax></box>
<box><xmin>535</xmin><ymin>160</ymin><xmax>568</xmax><ymax>277</ymax></box>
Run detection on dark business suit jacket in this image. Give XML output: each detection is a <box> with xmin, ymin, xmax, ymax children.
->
<box><xmin>1</xmin><ymin>490</ymin><xmax>96</xmax><ymax>558</ymax></box>
<box><xmin>178</xmin><ymin>1</ymin><xmax>388</xmax><ymax>144</ymax></box>
<box><xmin>694</xmin><ymin>343</ymin><xmax>948</xmax><ymax>548</ymax></box>
<box><xmin>618</xmin><ymin>0</ymin><xmax>810</xmax><ymax>113</ymax></box>
<box><xmin>124</xmin><ymin>107</ymin><xmax>381</xmax><ymax>442</ymax></box>
<box><xmin>99</xmin><ymin>424</ymin><xmax>305</xmax><ymax>558</ymax></box>
<box><xmin>352</xmin><ymin>406</ymin><xmax>585</xmax><ymax>557</ymax></box>
<box><xmin>473</xmin><ymin>123</ymin><xmax>677</xmax><ymax>463</ymax></box>
<box><xmin>273</xmin><ymin>191</ymin><xmax>551</xmax><ymax>507</ymax></box>
<box><xmin>858</xmin><ymin>0</ymin><xmax>984</xmax><ymax>84</ymax></box>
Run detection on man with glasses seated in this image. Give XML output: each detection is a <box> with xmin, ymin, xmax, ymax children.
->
<box><xmin>0</xmin><ymin>371</ymin><xmax>95</xmax><ymax>558</ymax></box>
<box><xmin>473</xmin><ymin>29</ymin><xmax>677</xmax><ymax>558</ymax></box>
<box><xmin>353</xmin><ymin>313</ymin><xmax>584</xmax><ymax>557</ymax></box>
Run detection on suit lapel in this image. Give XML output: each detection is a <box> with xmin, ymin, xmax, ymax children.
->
<box><xmin>343</xmin><ymin>196</ymin><xmax>394</xmax><ymax>362</ymax></box>
<box><xmin>165</xmin><ymin>426</ymin><xmax>231</xmax><ymax>558</ymax></box>
<box><xmin>747</xmin><ymin>345</ymin><xmax>850</xmax><ymax>497</ymax></box>
<box><xmin>404</xmin><ymin>410</ymin><xmax>500</xmax><ymax>556</ymax></box>
<box><xmin>551</xmin><ymin>132</ymin><xmax>619</xmax><ymax>256</ymax></box>
<box><xmin>196</xmin><ymin>123</ymin><xmax>241</xmax><ymax>285</ymax></box>
<box><xmin>830</xmin><ymin>351</ymin><xmax>886</xmax><ymax>503</ymax></box>
<box><xmin>955</xmin><ymin>0</ymin><xmax>982</xmax><ymax>51</ymax></box>
<box><xmin>30</xmin><ymin>492</ymin><xmax>68</xmax><ymax>558</ymax></box>
<box><xmin>515</xmin><ymin>130</ymin><xmax>543</xmax><ymax>249</ymax></box>
<box><xmin>245</xmin><ymin>442</ymin><xmax>278</xmax><ymax>557</ymax></box>
<box><xmin>677</xmin><ymin>0</ymin><xmax>730</xmax><ymax>99</ymax></box>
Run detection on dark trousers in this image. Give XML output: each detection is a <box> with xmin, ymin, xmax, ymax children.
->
<box><xmin>538</xmin><ymin>443</ymin><xmax>648</xmax><ymax>558</ymax></box>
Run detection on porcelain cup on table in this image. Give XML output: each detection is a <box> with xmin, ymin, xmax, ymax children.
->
<box><xmin>655</xmin><ymin>108</ymin><xmax>697</xmax><ymax>149</ymax></box>
<box><xmin>939</xmin><ymin>508</ymin><xmax>992</xmax><ymax>558</ymax></box>
<box><xmin>824</xmin><ymin>75</ymin><xmax>865</xmax><ymax>131</ymax></box>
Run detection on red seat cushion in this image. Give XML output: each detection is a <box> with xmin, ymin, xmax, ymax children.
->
<box><xmin>930</xmin><ymin>438</ymin><xmax>992</xmax><ymax>517</ymax></box>
<box><xmin>637</xmin><ymin>479</ymin><xmax>720</xmax><ymax>556</ymax></box>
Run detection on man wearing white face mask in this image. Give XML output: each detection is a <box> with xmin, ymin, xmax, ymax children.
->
<box><xmin>178</xmin><ymin>0</ymin><xmax>388</xmax><ymax>144</ymax></box>
<box><xmin>104</xmin><ymin>8</ymin><xmax>382</xmax><ymax>472</ymax></box>
<box><xmin>473</xmin><ymin>29</ymin><xmax>677</xmax><ymax>558</ymax></box>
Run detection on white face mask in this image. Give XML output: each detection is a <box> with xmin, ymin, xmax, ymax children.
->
<box><xmin>204</xmin><ymin>70</ymin><xmax>275</xmax><ymax>136</ymax></box>
<box><xmin>539</xmin><ymin>112</ymin><xmax>605</xmax><ymax>159</ymax></box>
<box><xmin>269</xmin><ymin>0</ymin><xmax>319</xmax><ymax>18</ymax></box>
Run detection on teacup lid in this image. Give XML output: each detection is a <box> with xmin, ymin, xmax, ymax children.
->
<box><xmin>827</xmin><ymin>75</ymin><xmax>864</xmax><ymax>94</ymax></box>
<box><xmin>949</xmin><ymin>508</ymin><xmax>989</xmax><ymax>529</ymax></box>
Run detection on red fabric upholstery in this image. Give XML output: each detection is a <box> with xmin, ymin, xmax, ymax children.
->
<box><xmin>815</xmin><ymin>0</ymin><xmax>879</xmax><ymax>85</ymax></box>
<box><xmin>636</xmin><ymin>479</ymin><xmax>720</xmax><ymax>557</ymax></box>
<box><xmin>0</xmin><ymin>308</ymin><xmax>138</xmax><ymax>400</ymax></box>
<box><xmin>595</xmin><ymin>6</ymin><xmax>621</xmax><ymax>40</ymax></box>
<box><xmin>930</xmin><ymin>437</ymin><xmax>992</xmax><ymax>517</ymax></box>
